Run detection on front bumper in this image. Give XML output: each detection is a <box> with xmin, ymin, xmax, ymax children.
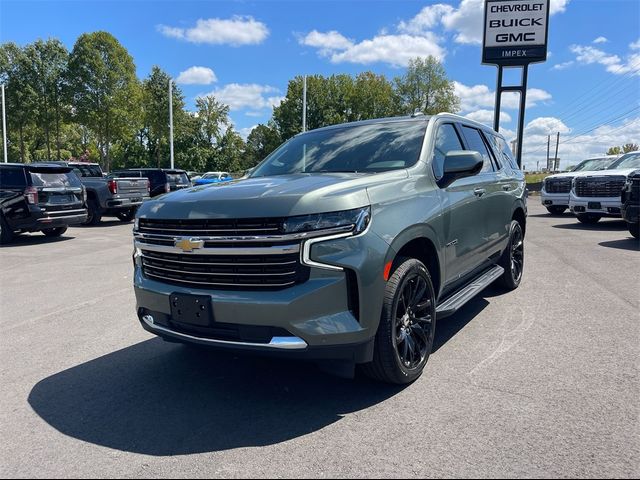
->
<box><xmin>541</xmin><ymin>191</ymin><xmax>570</xmax><ymax>207</ymax></box>
<box><xmin>133</xmin><ymin>229</ymin><xmax>390</xmax><ymax>362</ymax></box>
<box><xmin>569</xmin><ymin>194</ymin><xmax>622</xmax><ymax>216</ymax></box>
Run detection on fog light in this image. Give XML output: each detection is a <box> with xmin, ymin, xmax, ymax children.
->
<box><xmin>142</xmin><ymin>314</ymin><xmax>154</xmax><ymax>325</ymax></box>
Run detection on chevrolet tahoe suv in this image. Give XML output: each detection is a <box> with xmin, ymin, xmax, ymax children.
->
<box><xmin>541</xmin><ymin>156</ymin><xmax>617</xmax><ymax>215</ymax></box>
<box><xmin>569</xmin><ymin>152</ymin><xmax>640</xmax><ymax>224</ymax></box>
<box><xmin>132</xmin><ymin>114</ymin><xmax>527</xmax><ymax>384</ymax></box>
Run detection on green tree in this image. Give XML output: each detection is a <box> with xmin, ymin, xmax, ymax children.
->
<box><xmin>217</xmin><ymin>127</ymin><xmax>246</xmax><ymax>173</ymax></box>
<box><xmin>623</xmin><ymin>143</ymin><xmax>639</xmax><ymax>153</ymax></box>
<box><xmin>66</xmin><ymin>31</ymin><xmax>141</xmax><ymax>171</ymax></box>
<box><xmin>195</xmin><ymin>95</ymin><xmax>230</xmax><ymax>145</ymax></box>
<box><xmin>245</xmin><ymin>122</ymin><xmax>282</xmax><ymax>167</ymax></box>
<box><xmin>350</xmin><ymin>72</ymin><xmax>399</xmax><ymax>120</ymax></box>
<box><xmin>394</xmin><ymin>56</ymin><xmax>459</xmax><ymax>115</ymax></box>
<box><xmin>606</xmin><ymin>146</ymin><xmax>622</xmax><ymax>155</ymax></box>
<box><xmin>142</xmin><ymin>66</ymin><xmax>185</xmax><ymax>167</ymax></box>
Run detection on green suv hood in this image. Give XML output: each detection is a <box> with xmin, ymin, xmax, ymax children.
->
<box><xmin>136</xmin><ymin>173</ymin><xmax>374</xmax><ymax>219</ymax></box>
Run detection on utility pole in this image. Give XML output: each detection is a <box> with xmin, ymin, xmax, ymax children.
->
<box><xmin>546</xmin><ymin>134</ymin><xmax>550</xmax><ymax>171</ymax></box>
<box><xmin>302</xmin><ymin>75</ymin><xmax>307</xmax><ymax>133</ymax></box>
<box><xmin>169</xmin><ymin>78</ymin><xmax>174</xmax><ymax>169</ymax></box>
<box><xmin>1</xmin><ymin>84</ymin><xmax>7</xmax><ymax>163</ymax></box>
<box><xmin>554</xmin><ymin>131</ymin><xmax>560</xmax><ymax>171</ymax></box>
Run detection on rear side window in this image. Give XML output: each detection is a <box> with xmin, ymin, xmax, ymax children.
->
<box><xmin>432</xmin><ymin>124</ymin><xmax>464</xmax><ymax>180</ymax></box>
<box><xmin>29</xmin><ymin>171</ymin><xmax>82</xmax><ymax>188</ymax></box>
<box><xmin>0</xmin><ymin>168</ymin><xmax>27</xmax><ymax>188</ymax></box>
<box><xmin>461</xmin><ymin>126</ymin><xmax>495</xmax><ymax>173</ymax></box>
<box><xmin>110</xmin><ymin>170</ymin><xmax>142</xmax><ymax>178</ymax></box>
<box><xmin>489</xmin><ymin>134</ymin><xmax>519</xmax><ymax>170</ymax></box>
<box><xmin>73</xmin><ymin>164</ymin><xmax>103</xmax><ymax>177</ymax></box>
<box><xmin>167</xmin><ymin>172</ymin><xmax>189</xmax><ymax>184</ymax></box>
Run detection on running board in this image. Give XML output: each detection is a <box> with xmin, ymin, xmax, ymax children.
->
<box><xmin>436</xmin><ymin>265</ymin><xmax>504</xmax><ymax>318</ymax></box>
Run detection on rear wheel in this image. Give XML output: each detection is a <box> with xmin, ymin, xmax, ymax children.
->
<box><xmin>0</xmin><ymin>214</ymin><xmax>15</xmax><ymax>245</ymax></box>
<box><xmin>82</xmin><ymin>198</ymin><xmax>102</xmax><ymax>226</ymax></box>
<box><xmin>546</xmin><ymin>206</ymin><xmax>567</xmax><ymax>215</ymax></box>
<box><xmin>627</xmin><ymin>222</ymin><xmax>639</xmax><ymax>239</ymax></box>
<box><xmin>576</xmin><ymin>213</ymin><xmax>601</xmax><ymax>224</ymax></box>
<box><xmin>362</xmin><ymin>257</ymin><xmax>436</xmax><ymax>385</ymax></box>
<box><xmin>498</xmin><ymin>220</ymin><xmax>524</xmax><ymax>290</ymax></box>
<box><xmin>42</xmin><ymin>227</ymin><xmax>68</xmax><ymax>237</ymax></box>
<box><xmin>116</xmin><ymin>208</ymin><xmax>136</xmax><ymax>223</ymax></box>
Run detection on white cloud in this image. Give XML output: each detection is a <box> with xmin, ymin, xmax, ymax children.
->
<box><xmin>203</xmin><ymin>83</ymin><xmax>282</xmax><ymax>111</ymax></box>
<box><xmin>398</xmin><ymin>4</ymin><xmax>454</xmax><ymax>34</ymax></box>
<box><xmin>570</xmin><ymin>44</ymin><xmax>640</xmax><ymax>75</ymax></box>
<box><xmin>551</xmin><ymin>60</ymin><xmax>574</xmax><ymax>70</ymax></box>
<box><xmin>238</xmin><ymin>125</ymin><xmax>258</xmax><ymax>140</ymax></box>
<box><xmin>454</xmin><ymin>81</ymin><xmax>552</xmax><ymax>112</ymax></box>
<box><xmin>329</xmin><ymin>33</ymin><xmax>446</xmax><ymax>67</ymax></box>
<box><xmin>631</xmin><ymin>39</ymin><xmax>640</xmax><ymax>50</ymax></box>
<box><xmin>158</xmin><ymin>16</ymin><xmax>269</xmax><ymax>46</ymax></box>
<box><xmin>299</xmin><ymin>30</ymin><xmax>354</xmax><ymax>52</ymax></box>
<box><xmin>517</xmin><ymin>116</ymin><xmax>640</xmax><ymax>170</ymax></box>
<box><xmin>176</xmin><ymin>66</ymin><xmax>217</xmax><ymax>85</ymax></box>
<box><xmin>464</xmin><ymin>109</ymin><xmax>511</xmax><ymax>124</ymax></box>
<box><xmin>593</xmin><ymin>36</ymin><xmax>608</xmax><ymax>44</ymax></box>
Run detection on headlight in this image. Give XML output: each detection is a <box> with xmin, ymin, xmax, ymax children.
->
<box><xmin>133</xmin><ymin>217</ymin><xmax>139</xmax><ymax>231</ymax></box>
<box><xmin>283</xmin><ymin>206</ymin><xmax>371</xmax><ymax>235</ymax></box>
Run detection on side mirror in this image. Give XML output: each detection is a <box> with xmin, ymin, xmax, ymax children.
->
<box><xmin>438</xmin><ymin>150</ymin><xmax>483</xmax><ymax>188</ymax></box>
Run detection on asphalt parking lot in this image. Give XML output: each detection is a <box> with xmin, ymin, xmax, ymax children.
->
<box><xmin>0</xmin><ymin>202</ymin><xmax>638</xmax><ymax>478</ymax></box>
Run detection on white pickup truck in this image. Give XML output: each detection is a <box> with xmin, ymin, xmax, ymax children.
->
<box><xmin>541</xmin><ymin>156</ymin><xmax>617</xmax><ymax>215</ymax></box>
<box><xmin>569</xmin><ymin>151</ymin><xmax>640</xmax><ymax>223</ymax></box>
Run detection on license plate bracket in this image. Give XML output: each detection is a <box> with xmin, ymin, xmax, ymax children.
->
<box><xmin>169</xmin><ymin>293</ymin><xmax>213</xmax><ymax>326</ymax></box>
<box><xmin>588</xmin><ymin>202</ymin><xmax>602</xmax><ymax>210</ymax></box>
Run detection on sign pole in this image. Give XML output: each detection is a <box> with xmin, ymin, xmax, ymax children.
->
<box><xmin>493</xmin><ymin>66</ymin><xmax>503</xmax><ymax>132</ymax></box>
<box><xmin>1</xmin><ymin>84</ymin><xmax>7</xmax><ymax>163</ymax></box>
<box><xmin>169</xmin><ymin>78</ymin><xmax>174</xmax><ymax>169</ymax></box>
<box><xmin>515</xmin><ymin>64</ymin><xmax>528</xmax><ymax>168</ymax></box>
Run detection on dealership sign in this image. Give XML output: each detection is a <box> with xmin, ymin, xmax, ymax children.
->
<box><xmin>483</xmin><ymin>0</ymin><xmax>549</xmax><ymax>66</ymax></box>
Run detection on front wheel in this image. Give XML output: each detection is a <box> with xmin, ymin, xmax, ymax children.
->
<box><xmin>42</xmin><ymin>227</ymin><xmax>68</xmax><ymax>237</ymax></box>
<box><xmin>362</xmin><ymin>257</ymin><xmax>437</xmax><ymax>385</ymax></box>
<box><xmin>546</xmin><ymin>206</ymin><xmax>567</xmax><ymax>215</ymax></box>
<box><xmin>576</xmin><ymin>213</ymin><xmax>601</xmax><ymax>224</ymax></box>
<box><xmin>498</xmin><ymin>220</ymin><xmax>524</xmax><ymax>290</ymax></box>
<box><xmin>627</xmin><ymin>222</ymin><xmax>639</xmax><ymax>239</ymax></box>
<box><xmin>116</xmin><ymin>208</ymin><xmax>136</xmax><ymax>223</ymax></box>
<box><xmin>82</xmin><ymin>199</ymin><xmax>102</xmax><ymax>226</ymax></box>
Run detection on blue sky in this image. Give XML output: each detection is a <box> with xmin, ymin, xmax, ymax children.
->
<box><xmin>1</xmin><ymin>0</ymin><xmax>639</xmax><ymax>169</ymax></box>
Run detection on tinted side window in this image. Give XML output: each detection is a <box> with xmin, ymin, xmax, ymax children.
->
<box><xmin>462</xmin><ymin>126</ymin><xmax>494</xmax><ymax>173</ymax></box>
<box><xmin>432</xmin><ymin>123</ymin><xmax>464</xmax><ymax>180</ymax></box>
<box><xmin>489</xmin><ymin>134</ymin><xmax>519</xmax><ymax>170</ymax></box>
<box><xmin>0</xmin><ymin>168</ymin><xmax>27</xmax><ymax>188</ymax></box>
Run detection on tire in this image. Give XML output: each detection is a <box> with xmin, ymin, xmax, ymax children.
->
<box><xmin>498</xmin><ymin>220</ymin><xmax>525</xmax><ymax>291</ymax></box>
<box><xmin>116</xmin><ymin>208</ymin><xmax>136</xmax><ymax>223</ymax></box>
<box><xmin>362</xmin><ymin>257</ymin><xmax>437</xmax><ymax>385</ymax></box>
<box><xmin>576</xmin><ymin>213</ymin><xmax>601</xmax><ymax>224</ymax></box>
<box><xmin>42</xmin><ymin>227</ymin><xmax>68</xmax><ymax>237</ymax></box>
<box><xmin>0</xmin><ymin>214</ymin><xmax>15</xmax><ymax>245</ymax></box>
<box><xmin>546</xmin><ymin>206</ymin><xmax>567</xmax><ymax>215</ymax></box>
<box><xmin>628</xmin><ymin>222</ymin><xmax>640</xmax><ymax>239</ymax></box>
<box><xmin>82</xmin><ymin>198</ymin><xmax>102</xmax><ymax>226</ymax></box>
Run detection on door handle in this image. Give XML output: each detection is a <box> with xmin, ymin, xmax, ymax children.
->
<box><xmin>474</xmin><ymin>188</ymin><xmax>486</xmax><ymax>197</ymax></box>
<box><xmin>502</xmin><ymin>185</ymin><xmax>511</xmax><ymax>191</ymax></box>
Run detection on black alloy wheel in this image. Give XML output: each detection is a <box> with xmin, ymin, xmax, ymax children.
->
<box><xmin>499</xmin><ymin>220</ymin><xmax>524</xmax><ymax>290</ymax></box>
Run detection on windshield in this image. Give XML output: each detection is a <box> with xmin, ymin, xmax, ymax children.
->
<box><xmin>202</xmin><ymin>173</ymin><xmax>219</xmax><ymax>179</ymax></box>
<box><xmin>571</xmin><ymin>158</ymin><xmax>614</xmax><ymax>172</ymax></box>
<box><xmin>608</xmin><ymin>152</ymin><xmax>640</xmax><ymax>170</ymax></box>
<box><xmin>250</xmin><ymin>120</ymin><xmax>427</xmax><ymax>177</ymax></box>
<box><xmin>167</xmin><ymin>172</ymin><xmax>189</xmax><ymax>184</ymax></box>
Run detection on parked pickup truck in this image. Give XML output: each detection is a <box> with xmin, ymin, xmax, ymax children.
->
<box><xmin>569</xmin><ymin>151</ymin><xmax>640</xmax><ymax>224</ymax></box>
<box><xmin>541</xmin><ymin>156</ymin><xmax>617</xmax><ymax>215</ymax></box>
<box><xmin>132</xmin><ymin>114</ymin><xmax>527</xmax><ymax>384</ymax></box>
<box><xmin>36</xmin><ymin>162</ymin><xmax>150</xmax><ymax>225</ymax></box>
<box><xmin>0</xmin><ymin>163</ymin><xmax>87</xmax><ymax>244</ymax></box>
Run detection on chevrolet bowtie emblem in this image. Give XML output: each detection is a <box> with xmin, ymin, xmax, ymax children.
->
<box><xmin>175</xmin><ymin>238</ymin><xmax>204</xmax><ymax>252</ymax></box>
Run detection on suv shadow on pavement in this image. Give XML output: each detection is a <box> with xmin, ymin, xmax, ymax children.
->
<box><xmin>552</xmin><ymin>220</ymin><xmax>628</xmax><ymax>231</ymax></box>
<box><xmin>28</xmin><ymin>338</ymin><xmax>404</xmax><ymax>456</ymax></box>
<box><xmin>0</xmin><ymin>232</ymin><xmax>75</xmax><ymax>248</ymax></box>
<box><xmin>27</xmin><ymin>289</ymin><xmax>495</xmax><ymax>456</ymax></box>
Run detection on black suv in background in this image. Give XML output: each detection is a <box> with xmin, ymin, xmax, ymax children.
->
<box><xmin>110</xmin><ymin>169</ymin><xmax>191</xmax><ymax>197</ymax></box>
<box><xmin>621</xmin><ymin>169</ymin><xmax>639</xmax><ymax>239</ymax></box>
<box><xmin>0</xmin><ymin>163</ymin><xmax>87</xmax><ymax>244</ymax></box>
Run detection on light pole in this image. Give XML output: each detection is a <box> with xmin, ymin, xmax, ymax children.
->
<box><xmin>1</xmin><ymin>84</ymin><xmax>7</xmax><ymax>163</ymax></box>
<box><xmin>169</xmin><ymin>79</ymin><xmax>174</xmax><ymax>169</ymax></box>
<box><xmin>302</xmin><ymin>75</ymin><xmax>307</xmax><ymax>133</ymax></box>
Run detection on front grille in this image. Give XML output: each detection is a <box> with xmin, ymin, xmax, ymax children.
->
<box><xmin>575</xmin><ymin>176</ymin><xmax>626</xmax><ymax>198</ymax></box>
<box><xmin>140</xmin><ymin>249</ymin><xmax>309</xmax><ymax>290</ymax></box>
<box><xmin>138</xmin><ymin>217</ymin><xmax>284</xmax><ymax>237</ymax></box>
<box><xmin>545</xmin><ymin>178</ymin><xmax>572</xmax><ymax>193</ymax></box>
